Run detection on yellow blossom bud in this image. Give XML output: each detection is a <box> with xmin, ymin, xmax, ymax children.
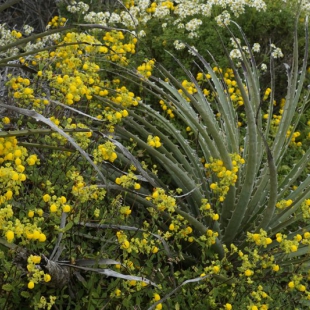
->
<box><xmin>44</xmin><ymin>274</ymin><xmax>51</xmax><ymax>282</ymax></box>
<box><xmin>225</xmin><ymin>304</ymin><xmax>232</xmax><ymax>310</ymax></box>
<box><xmin>134</xmin><ymin>183</ymin><xmax>141</xmax><ymax>190</ymax></box>
<box><xmin>50</xmin><ymin>204</ymin><xmax>57</xmax><ymax>213</ymax></box>
<box><xmin>213</xmin><ymin>214</ymin><xmax>219</xmax><ymax>221</ymax></box>
<box><xmin>244</xmin><ymin>269</ymin><xmax>253</xmax><ymax>277</ymax></box>
<box><xmin>152</xmin><ymin>246</ymin><xmax>159</xmax><ymax>254</ymax></box>
<box><xmin>62</xmin><ymin>205</ymin><xmax>71</xmax><ymax>213</ymax></box>
<box><xmin>5</xmin><ymin>230</ymin><xmax>14</xmax><ymax>242</ymax></box>
<box><xmin>39</xmin><ymin>233</ymin><xmax>46</xmax><ymax>242</ymax></box>
<box><xmin>28</xmin><ymin>210</ymin><xmax>34</xmax><ymax>218</ymax></box>
<box><xmin>43</xmin><ymin>194</ymin><xmax>51</xmax><ymax>202</ymax></box>
<box><xmin>115</xmin><ymin>289</ymin><xmax>121</xmax><ymax>296</ymax></box>
<box><xmin>273</xmin><ymin>265</ymin><xmax>280</xmax><ymax>272</ymax></box>
<box><xmin>28</xmin><ymin>281</ymin><xmax>35</xmax><ymax>289</ymax></box>
<box><xmin>288</xmin><ymin>281</ymin><xmax>295</xmax><ymax>288</ymax></box>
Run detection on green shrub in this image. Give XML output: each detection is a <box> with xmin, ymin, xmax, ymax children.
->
<box><xmin>1</xmin><ymin>1</ymin><xmax>310</xmax><ymax>309</ymax></box>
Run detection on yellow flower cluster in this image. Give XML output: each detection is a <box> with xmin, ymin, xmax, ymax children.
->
<box><xmin>103</xmin><ymin>31</ymin><xmax>137</xmax><ymax>64</ymax></box>
<box><xmin>301</xmin><ymin>199</ymin><xmax>310</xmax><ymax>218</ymax></box>
<box><xmin>178</xmin><ymin>79</ymin><xmax>198</xmax><ymax>102</ymax></box>
<box><xmin>286</xmin><ymin>130</ymin><xmax>302</xmax><ymax>147</ymax></box>
<box><xmin>0</xmin><ymin>137</ymin><xmax>39</xmax><ymax>204</ymax></box>
<box><xmin>263</xmin><ymin>88</ymin><xmax>271</xmax><ymax>101</ymax></box>
<box><xmin>11</xmin><ymin>30</ymin><xmax>22</xmax><ymax>39</ymax></box>
<box><xmin>287</xmin><ymin>274</ymin><xmax>310</xmax><ymax>298</ymax></box>
<box><xmin>1</xmin><ymin>203</ymin><xmax>46</xmax><ymax>243</ymax></box>
<box><xmin>115</xmin><ymin>172</ymin><xmax>141</xmax><ymax>190</ymax></box>
<box><xmin>147</xmin><ymin>188</ymin><xmax>176</xmax><ymax>213</ymax></box>
<box><xmin>205</xmin><ymin>154</ymin><xmax>245</xmax><ymax>201</ymax></box>
<box><xmin>27</xmin><ymin>255</ymin><xmax>52</xmax><ymax>290</ymax></box>
<box><xmin>33</xmin><ymin>295</ymin><xmax>57</xmax><ymax>310</ymax></box>
<box><xmin>159</xmin><ymin>99</ymin><xmax>175</xmax><ymax>118</ymax></box>
<box><xmin>42</xmin><ymin>193</ymin><xmax>72</xmax><ymax>214</ymax></box>
<box><xmin>247</xmin><ymin>229</ymin><xmax>273</xmax><ymax>248</ymax></box>
<box><xmin>116</xmin><ymin>230</ymin><xmax>132</xmax><ymax>253</ymax></box>
<box><xmin>275</xmin><ymin>233</ymin><xmax>302</xmax><ymax>254</ymax></box>
<box><xmin>275</xmin><ymin>199</ymin><xmax>293</xmax><ymax>209</ymax></box>
<box><xmin>93</xmin><ymin>141</ymin><xmax>118</xmax><ymax>163</ymax></box>
<box><xmin>147</xmin><ymin>135</ymin><xmax>162</xmax><ymax>148</ymax></box>
<box><xmin>137</xmin><ymin>59</ymin><xmax>155</xmax><ymax>78</ymax></box>
<box><xmin>6</xmin><ymin>76</ymin><xmax>34</xmax><ymax>103</ymax></box>
<box><xmin>146</xmin><ymin>2</ymin><xmax>157</xmax><ymax>13</ymax></box>
<box><xmin>196</xmin><ymin>68</ymin><xmax>245</xmax><ymax>107</ymax></box>
<box><xmin>47</xmin><ymin>16</ymin><xmax>67</xmax><ymax>28</ymax></box>
<box><xmin>199</xmin><ymin>199</ymin><xmax>221</xmax><ymax>225</ymax></box>
<box><xmin>168</xmin><ymin>214</ymin><xmax>194</xmax><ymax>242</ymax></box>
<box><xmin>67</xmin><ymin>170</ymin><xmax>106</xmax><ymax>203</ymax></box>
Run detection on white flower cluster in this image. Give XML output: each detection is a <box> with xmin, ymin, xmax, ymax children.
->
<box><xmin>215</xmin><ymin>10</ymin><xmax>231</xmax><ymax>27</ymax></box>
<box><xmin>84</xmin><ymin>11</ymin><xmax>111</xmax><ymax>26</ymax></box>
<box><xmin>136</xmin><ymin>0</ymin><xmax>151</xmax><ymax>11</ymax></box>
<box><xmin>270</xmin><ymin>43</ymin><xmax>284</xmax><ymax>59</ymax></box>
<box><xmin>24</xmin><ymin>33</ymin><xmax>61</xmax><ymax>52</ymax></box>
<box><xmin>188</xmin><ymin>45</ymin><xmax>198</xmax><ymax>56</ymax></box>
<box><xmin>153</xmin><ymin>5</ymin><xmax>171</xmax><ymax>19</ymax></box>
<box><xmin>229</xmin><ymin>49</ymin><xmax>242</xmax><ymax>60</ymax></box>
<box><xmin>23</xmin><ymin>25</ymin><xmax>34</xmax><ymax>36</ymax></box>
<box><xmin>67</xmin><ymin>1</ymin><xmax>89</xmax><ymax>14</ymax></box>
<box><xmin>173</xmin><ymin>40</ymin><xmax>186</xmax><ymax>50</ymax></box>
<box><xmin>0</xmin><ymin>25</ymin><xmax>20</xmax><ymax>59</ymax></box>
<box><xmin>185</xmin><ymin>18</ymin><xmax>202</xmax><ymax>32</ymax></box>
<box><xmin>252</xmin><ymin>43</ymin><xmax>261</xmax><ymax>53</ymax></box>
<box><xmin>261</xmin><ymin>63</ymin><xmax>267</xmax><ymax>72</ymax></box>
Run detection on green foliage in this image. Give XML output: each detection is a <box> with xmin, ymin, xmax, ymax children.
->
<box><xmin>2</xmin><ymin>0</ymin><xmax>310</xmax><ymax>309</ymax></box>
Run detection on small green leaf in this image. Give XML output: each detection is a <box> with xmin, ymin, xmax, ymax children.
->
<box><xmin>21</xmin><ymin>291</ymin><xmax>31</xmax><ymax>298</ymax></box>
<box><xmin>64</xmin><ymin>221</ymin><xmax>74</xmax><ymax>232</ymax></box>
<box><xmin>2</xmin><ymin>283</ymin><xmax>13</xmax><ymax>291</ymax></box>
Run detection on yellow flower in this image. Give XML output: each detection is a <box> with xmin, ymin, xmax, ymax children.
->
<box><xmin>225</xmin><ymin>304</ymin><xmax>232</xmax><ymax>310</ymax></box>
<box><xmin>272</xmin><ymin>264</ymin><xmax>280</xmax><ymax>272</ymax></box>
<box><xmin>122</xmin><ymin>240</ymin><xmax>130</xmax><ymax>249</ymax></box>
<box><xmin>155</xmin><ymin>304</ymin><xmax>162</xmax><ymax>310</ymax></box>
<box><xmin>50</xmin><ymin>204</ymin><xmax>57</xmax><ymax>213</ymax></box>
<box><xmin>28</xmin><ymin>210</ymin><xmax>35</xmax><ymax>218</ymax></box>
<box><xmin>134</xmin><ymin>183</ymin><xmax>141</xmax><ymax>190</ymax></box>
<box><xmin>244</xmin><ymin>269</ymin><xmax>253</xmax><ymax>277</ymax></box>
<box><xmin>28</xmin><ymin>281</ymin><xmax>35</xmax><ymax>289</ymax></box>
<box><xmin>5</xmin><ymin>190</ymin><xmax>13</xmax><ymax>200</ymax></box>
<box><xmin>152</xmin><ymin>246</ymin><xmax>159</xmax><ymax>254</ymax></box>
<box><xmin>59</xmin><ymin>196</ymin><xmax>67</xmax><ymax>204</ymax></box>
<box><xmin>2</xmin><ymin>117</ymin><xmax>10</xmax><ymax>124</ymax></box>
<box><xmin>213</xmin><ymin>214</ymin><xmax>219</xmax><ymax>221</ymax></box>
<box><xmin>39</xmin><ymin>233</ymin><xmax>46</xmax><ymax>242</ymax></box>
<box><xmin>153</xmin><ymin>293</ymin><xmax>161</xmax><ymax>301</ymax></box>
<box><xmin>5</xmin><ymin>230</ymin><xmax>14</xmax><ymax>242</ymax></box>
<box><xmin>290</xmin><ymin>245</ymin><xmax>298</xmax><ymax>252</ymax></box>
<box><xmin>288</xmin><ymin>281</ymin><xmax>295</xmax><ymax>288</ymax></box>
<box><xmin>212</xmin><ymin>266</ymin><xmax>220</xmax><ymax>274</ymax></box>
<box><xmin>44</xmin><ymin>274</ymin><xmax>52</xmax><ymax>282</ymax></box>
<box><xmin>62</xmin><ymin>205</ymin><xmax>71</xmax><ymax>213</ymax></box>
<box><xmin>43</xmin><ymin>194</ymin><xmax>51</xmax><ymax>202</ymax></box>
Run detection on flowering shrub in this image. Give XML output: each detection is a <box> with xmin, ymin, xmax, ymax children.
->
<box><xmin>1</xmin><ymin>0</ymin><xmax>310</xmax><ymax>309</ymax></box>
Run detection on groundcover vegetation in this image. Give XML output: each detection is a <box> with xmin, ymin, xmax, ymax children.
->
<box><xmin>1</xmin><ymin>0</ymin><xmax>310</xmax><ymax>309</ymax></box>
